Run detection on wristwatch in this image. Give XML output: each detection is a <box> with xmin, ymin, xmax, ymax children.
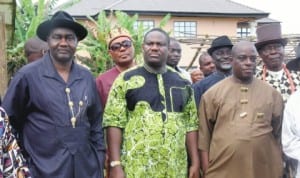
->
<box><xmin>110</xmin><ymin>160</ymin><xmax>121</xmax><ymax>167</ymax></box>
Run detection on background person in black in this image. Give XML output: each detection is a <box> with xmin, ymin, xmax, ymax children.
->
<box><xmin>286</xmin><ymin>43</ymin><xmax>300</xmax><ymax>72</ymax></box>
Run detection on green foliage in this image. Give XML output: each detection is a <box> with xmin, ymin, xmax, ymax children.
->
<box><xmin>7</xmin><ymin>0</ymin><xmax>51</xmax><ymax>78</ymax></box>
<box><xmin>8</xmin><ymin>1</ymin><xmax>171</xmax><ymax>78</ymax></box>
<box><xmin>7</xmin><ymin>0</ymin><xmax>75</xmax><ymax>78</ymax></box>
<box><xmin>159</xmin><ymin>13</ymin><xmax>171</xmax><ymax>28</ymax></box>
<box><xmin>79</xmin><ymin>11</ymin><xmax>111</xmax><ymax>76</ymax></box>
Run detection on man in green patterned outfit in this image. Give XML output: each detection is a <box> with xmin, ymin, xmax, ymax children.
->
<box><xmin>103</xmin><ymin>28</ymin><xmax>200</xmax><ymax>178</ymax></box>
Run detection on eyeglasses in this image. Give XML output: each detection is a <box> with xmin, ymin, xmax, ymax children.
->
<box><xmin>261</xmin><ymin>43</ymin><xmax>283</xmax><ymax>53</ymax></box>
<box><xmin>110</xmin><ymin>40</ymin><xmax>132</xmax><ymax>51</ymax></box>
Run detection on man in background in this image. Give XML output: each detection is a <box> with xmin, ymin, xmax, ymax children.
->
<box><xmin>167</xmin><ymin>37</ymin><xmax>192</xmax><ymax>82</ymax></box>
<box><xmin>255</xmin><ymin>23</ymin><xmax>300</xmax><ymax>103</ymax></box>
<box><xmin>96</xmin><ymin>27</ymin><xmax>135</xmax><ymax>108</ymax></box>
<box><xmin>255</xmin><ymin>23</ymin><xmax>300</xmax><ymax>178</ymax></box>
<box><xmin>24</xmin><ymin>36</ymin><xmax>48</xmax><ymax>63</ymax></box>
<box><xmin>199</xmin><ymin>52</ymin><xmax>215</xmax><ymax>77</ymax></box>
<box><xmin>96</xmin><ymin>27</ymin><xmax>136</xmax><ymax>178</ymax></box>
<box><xmin>286</xmin><ymin>43</ymin><xmax>300</xmax><ymax>72</ymax></box>
<box><xmin>282</xmin><ymin>83</ymin><xmax>300</xmax><ymax>178</ymax></box>
<box><xmin>193</xmin><ymin>35</ymin><xmax>233</xmax><ymax>108</ymax></box>
<box><xmin>190</xmin><ymin>69</ymin><xmax>204</xmax><ymax>83</ymax></box>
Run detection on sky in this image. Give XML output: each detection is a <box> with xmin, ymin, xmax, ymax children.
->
<box><xmin>232</xmin><ymin>0</ymin><xmax>300</xmax><ymax>35</ymax></box>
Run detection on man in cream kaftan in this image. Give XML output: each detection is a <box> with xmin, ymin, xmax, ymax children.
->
<box><xmin>199</xmin><ymin>77</ymin><xmax>283</xmax><ymax>178</ymax></box>
<box><xmin>199</xmin><ymin>41</ymin><xmax>283</xmax><ymax>178</ymax></box>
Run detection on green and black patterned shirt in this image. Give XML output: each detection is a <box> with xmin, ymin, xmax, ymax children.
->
<box><xmin>103</xmin><ymin>65</ymin><xmax>198</xmax><ymax>178</ymax></box>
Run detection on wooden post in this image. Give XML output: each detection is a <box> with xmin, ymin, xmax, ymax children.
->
<box><xmin>0</xmin><ymin>11</ymin><xmax>8</xmax><ymax>98</ymax></box>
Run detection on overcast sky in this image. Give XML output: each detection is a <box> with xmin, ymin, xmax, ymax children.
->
<box><xmin>232</xmin><ymin>0</ymin><xmax>300</xmax><ymax>35</ymax></box>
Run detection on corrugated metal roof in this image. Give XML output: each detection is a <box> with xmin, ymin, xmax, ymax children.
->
<box><xmin>63</xmin><ymin>0</ymin><xmax>268</xmax><ymax>18</ymax></box>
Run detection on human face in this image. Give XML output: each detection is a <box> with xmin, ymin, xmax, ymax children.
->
<box><xmin>47</xmin><ymin>28</ymin><xmax>77</xmax><ymax>64</ymax></box>
<box><xmin>190</xmin><ymin>69</ymin><xmax>204</xmax><ymax>83</ymax></box>
<box><xmin>199</xmin><ymin>55</ymin><xmax>215</xmax><ymax>76</ymax></box>
<box><xmin>232</xmin><ymin>42</ymin><xmax>257</xmax><ymax>83</ymax></box>
<box><xmin>211</xmin><ymin>47</ymin><xmax>233</xmax><ymax>72</ymax></box>
<box><xmin>258</xmin><ymin>42</ymin><xmax>284</xmax><ymax>71</ymax></box>
<box><xmin>109</xmin><ymin>36</ymin><xmax>135</xmax><ymax>67</ymax></box>
<box><xmin>167</xmin><ymin>40</ymin><xmax>181</xmax><ymax>68</ymax></box>
<box><xmin>143</xmin><ymin>31</ymin><xmax>169</xmax><ymax>70</ymax></box>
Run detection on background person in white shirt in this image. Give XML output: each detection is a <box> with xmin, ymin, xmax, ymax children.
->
<box><xmin>282</xmin><ymin>90</ymin><xmax>300</xmax><ymax>178</ymax></box>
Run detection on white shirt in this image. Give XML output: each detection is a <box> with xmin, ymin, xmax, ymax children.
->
<box><xmin>282</xmin><ymin>90</ymin><xmax>300</xmax><ymax>178</ymax></box>
<box><xmin>176</xmin><ymin>66</ymin><xmax>192</xmax><ymax>83</ymax></box>
<box><xmin>268</xmin><ymin>69</ymin><xmax>284</xmax><ymax>81</ymax></box>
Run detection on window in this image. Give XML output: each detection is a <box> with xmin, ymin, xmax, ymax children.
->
<box><xmin>173</xmin><ymin>21</ymin><xmax>197</xmax><ymax>38</ymax></box>
<box><xmin>134</xmin><ymin>20</ymin><xmax>154</xmax><ymax>32</ymax></box>
<box><xmin>237</xmin><ymin>22</ymin><xmax>250</xmax><ymax>38</ymax></box>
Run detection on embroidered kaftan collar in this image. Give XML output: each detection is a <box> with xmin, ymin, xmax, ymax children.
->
<box><xmin>143</xmin><ymin>63</ymin><xmax>167</xmax><ymax>74</ymax></box>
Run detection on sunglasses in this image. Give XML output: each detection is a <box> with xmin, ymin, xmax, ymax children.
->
<box><xmin>110</xmin><ymin>40</ymin><xmax>132</xmax><ymax>51</ymax></box>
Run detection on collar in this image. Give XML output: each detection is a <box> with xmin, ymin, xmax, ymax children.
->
<box><xmin>41</xmin><ymin>52</ymin><xmax>83</xmax><ymax>83</ymax></box>
<box><xmin>143</xmin><ymin>63</ymin><xmax>167</xmax><ymax>74</ymax></box>
<box><xmin>174</xmin><ymin>66</ymin><xmax>181</xmax><ymax>72</ymax></box>
<box><xmin>213</xmin><ymin>70</ymin><xmax>232</xmax><ymax>78</ymax></box>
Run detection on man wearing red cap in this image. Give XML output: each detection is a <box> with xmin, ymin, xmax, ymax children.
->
<box><xmin>96</xmin><ymin>27</ymin><xmax>135</xmax><ymax>109</ymax></box>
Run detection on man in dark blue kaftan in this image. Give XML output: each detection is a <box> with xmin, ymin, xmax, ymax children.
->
<box><xmin>2</xmin><ymin>11</ymin><xmax>105</xmax><ymax>178</ymax></box>
<box><xmin>192</xmin><ymin>35</ymin><xmax>233</xmax><ymax>109</ymax></box>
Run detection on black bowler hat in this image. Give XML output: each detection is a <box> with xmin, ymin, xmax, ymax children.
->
<box><xmin>207</xmin><ymin>35</ymin><xmax>233</xmax><ymax>55</ymax></box>
<box><xmin>36</xmin><ymin>11</ymin><xmax>87</xmax><ymax>41</ymax></box>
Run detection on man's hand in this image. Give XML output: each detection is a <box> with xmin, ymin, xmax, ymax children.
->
<box><xmin>189</xmin><ymin>164</ymin><xmax>200</xmax><ymax>178</ymax></box>
<box><xmin>109</xmin><ymin>166</ymin><xmax>125</xmax><ymax>178</ymax></box>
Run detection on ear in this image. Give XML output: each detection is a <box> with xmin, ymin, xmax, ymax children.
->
<box><xmin>108</xmin><ymin>50</ymin><xmax>113</xmax><ymax>58</ymax></box>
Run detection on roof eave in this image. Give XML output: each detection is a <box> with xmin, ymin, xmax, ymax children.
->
<box><xmin>109</xmin><ymin>10</ymin><xmax>269</xmax><ymax>18</ymax></box>
<box><xmin>72</xmin><ymin>10</ymin><xmax>269</xmax><ymax>20</ymax></box>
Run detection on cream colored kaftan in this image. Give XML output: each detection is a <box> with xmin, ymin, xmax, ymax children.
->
<box><xmin>199</xmin><ymin>77</ymin><xmax>283</xmax><ymax>178</ymax></box>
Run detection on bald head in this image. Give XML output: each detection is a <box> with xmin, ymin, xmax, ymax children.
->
<box><xmin>231</xmin><ymin>41</ymin><xmax>258</xmax><ymax>83</ymax></box>
<box><xmin>232</xmin><ymin>41</ymin><xmax>257</xmax><ymax>57</ymax></box>
<box><xmin>24</xmin><ymin>37</ymin><xmax>49</xmax><ymax>63</ymax></box>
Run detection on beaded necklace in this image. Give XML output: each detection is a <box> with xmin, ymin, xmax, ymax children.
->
<box><xmin>65</xmin><ymin>88</ymin><xmax>84</xmax><ymax>128</ymax></box>
<box><xmin>262</xmin><ymin>64</ymin><xmax>296</xmax><ymax>93</ymax></box>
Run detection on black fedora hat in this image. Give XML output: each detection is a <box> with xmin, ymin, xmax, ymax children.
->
<box><xmin>37</xmin><ymin>11</ymin><xmax>87</xmax><ymax>41</ymax></box>
<box><xmin>207</xmin><ymin>35</ymin><xmax>233</xmax><ymax>55</ymax></box>
<box><xmin>255</xmin><ymin>23</ymin><xmax>287</xmax><ymax>51</ymax></box>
